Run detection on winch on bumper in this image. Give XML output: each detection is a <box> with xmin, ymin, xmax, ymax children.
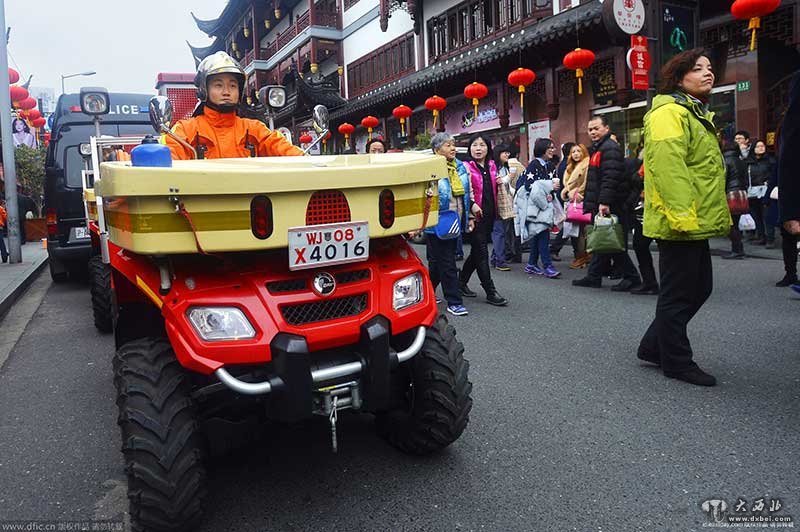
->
<box><xmin>213</xmin><ymin>316</ymin><xmax>426</xmax><ymax>420</ymax></box>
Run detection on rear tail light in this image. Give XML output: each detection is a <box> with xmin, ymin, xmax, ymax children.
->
<box><xmin>379</xmin><ymin>189</ymin><xmax>394</xmax><ymax>229</ymax></box>
<box><xmin>69</xmin><ymin>105</ymin><xmax>82</xmax><ymax>112</ymax></box>
<box><xmin>250</xmin><ymin>195</ymin><xmax>273</xmax><ymax>239</ymax></box>
<box><xmin>46</xmin><ymin>208</ymin><xmax>58</xmax><ymax>238</ymax></box>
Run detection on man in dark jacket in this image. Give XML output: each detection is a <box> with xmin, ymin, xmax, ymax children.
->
<box><xmin>721</xmin><ymin>141</ymin><xmax>748</xmax><ymax>259</ymax></box>
<box><xmin>573</xmin><ymin>115</ymin><xmax>641</xmax><ymax>290</ymax></box>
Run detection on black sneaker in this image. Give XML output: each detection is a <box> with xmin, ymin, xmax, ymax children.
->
<box><xmin>630</xmin><ymin>284</ymin><xmax>660</xmax><ymax>295</ymax></box>
<box><xmin>572</xmin><ymin>276</ymin><xmax>602</xmax><ymax>288</ymax></box>
<box><xmin>460</xmin><ymin>284</ymin><xmax>478</xmax><ymax>298</ymax></box>
<box><xmin>486</xmin><ymin>291</ymin><xmax>509</xmax><ymax>306</ymax></box>
<box><xmin>664</xmin><ymin>367</ymin><xmax>717</xmax><ymax>386</ymax></box>
<box><xmin>637</xmin><ymin>349</ymin><xmax>660</xmax><ymax>366</ymax></box>
<box><xmin>776</xmin><ymin>275</ymin><xmax>798</xmax><ymax>287</ymax></box>
<box><xmin>611</xmin><ymin>279</ymin><xmax>638</xmax><ymax>292</ymax></box>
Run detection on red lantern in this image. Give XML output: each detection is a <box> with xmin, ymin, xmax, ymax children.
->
<box><xmin>338</xmin><ymin>122</ymin><xmax>355</xmax><ymax>148</ymax></box>
<box><xmin>32</xmin><ymin>117</ymin><xmax>46</xmax><ymax>128</ymax></box>
<box><xmin>563</xmin><ymin>48</ymin><xmax>596</xmax><ymax>95</ymax></box>
<box><xmin>8</xmin><ymin>68</ymin><xmax>19</xmax><ymax>84</ymax></box>
<box><xmin>27</xmin><ymin>109</ymin><xmax>42</xmax><ymax>121</ymax></box>
<box><xmin>321</xmin><ymin>131</ymin><xmax>332</xmax><ymax>152</ymax></box>
<box><xmin>424</xmin><ymin>95</ymin><xmax>447</xmax><ymax>130</ymax></box>
<box><xmin>17</xmin><ymin>110</ymin><xmax>28</xmax><ymax>121</ymax></box>
<box><xmin>10</xmin><ymin>85</ymin><xmax>28</xmax><ymax>103</ymax></box>
<box><xmin>19</xmin><ymin>97</ymin><xmax>37</xmax><ymax>110</ymax></box>
<box><xmin>299</xmin><ymin>132</ymin><xmax>312</xmax><ymax>145</ymax></box>
<box><xmin>361</xmin><ymin>115</ymin><xmax>380</xmax><ymax>140</ymax></box>
<box><xmin>507</xmin><ymin>68</ymin><xmax>536</xmax><ymax>110</ymax></box>
<box><xmin>392</xmin><ymin>105</ymin><xmax>413</xmax><ymax>136</ymax></box>
<box><xmin>464</xmin><ymin>82</ymin><xmax>489</xmax><ymax>119</ymax></box>
<box><xmin>731</xmin><ymin>0</ymin><xmax>781</xmax><ymax>51</ymax></box>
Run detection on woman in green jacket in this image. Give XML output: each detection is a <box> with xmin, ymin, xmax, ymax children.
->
<box><xmin>637</xmin><ymin>49</ymin><xmax>730</xmax><ymax>387</ymax></box>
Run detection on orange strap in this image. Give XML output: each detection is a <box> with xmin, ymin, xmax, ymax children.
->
<box><xmin>177</xmin><ymin>202</ymin><xmax>209</xmax><ymax>255</ymax></box>
<box><xmin>419</xmin><ymin>181</ymin><xmax>435</xmax><ymax>231</ymax></box>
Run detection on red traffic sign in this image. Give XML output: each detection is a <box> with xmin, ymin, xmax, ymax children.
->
<box><xmin>627</xmin><ymin>35</ymin><xmax>651</xmax><ymax>91</ymax></box>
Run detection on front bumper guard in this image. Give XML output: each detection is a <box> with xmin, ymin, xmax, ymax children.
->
<box><xmin>213</xmin><ymin>321</ymin><xmax>426</xmax><ymax>403</ymax></box>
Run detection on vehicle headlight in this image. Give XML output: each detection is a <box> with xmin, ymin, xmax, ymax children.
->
<box><xmin>393</xmin><ymin>273</ymin><xmax>423</xmax><ymax>311</ymax></box>
<box><xmin>187</xmin><ymin>307</ymin><xmax>255</xmax><ymax>341</ymax></box>
<box><xmin>268</xmin><ymin>87</ymin><xmax>286</xmax><ymax>108</ymax></box>
<box><xmin>79</xmin><ymin>143</ymin><xmax>92</xmax><ymax>156</ymax></box>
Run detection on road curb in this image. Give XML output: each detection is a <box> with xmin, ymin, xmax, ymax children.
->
<box><xmin>0</xmin><ymin>257</ymin><xmax>49</xmax><ymax>322</ymax></box>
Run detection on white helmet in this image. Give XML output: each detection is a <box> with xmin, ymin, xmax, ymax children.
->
<box><xmin>194</xmin><ymin>51</ymin><xmax>246</xmax><ymax>103</ymax></box>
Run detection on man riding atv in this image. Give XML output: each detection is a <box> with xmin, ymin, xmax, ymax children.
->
<box><xmin>165</xmin><ymin>51</ymin><xmax>302</xmax><ymax>160</ymax></box>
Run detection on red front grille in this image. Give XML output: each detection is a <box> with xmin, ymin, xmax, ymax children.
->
<box><xmin>305</xmin><ymin>190</ymin><xmax>352</xmax><ymax>226</ymax></box>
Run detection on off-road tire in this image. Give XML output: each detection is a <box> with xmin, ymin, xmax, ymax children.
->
<box><xmin>376</xmin><ymin>315</ymin><xmax>472</xmax><ymax>455</ymax></box>
<box><xmin>88</xmin><ymin>256</ymin><xmax>112</xmax><ymax>333</ymax></box>
<box><xmin>114</xmin><ymin>338</ymin><xmax>207</xmax><ymax>532</ymax></box>
<box><xmin>49</xmin><ymin>260</ymin><xmax>68</xmax><ymax>283</ymax></box>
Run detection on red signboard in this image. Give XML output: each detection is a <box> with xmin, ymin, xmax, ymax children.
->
<box><xmin>627</xmin><ymin>35</ymin><xmax>651</xmax><ymax>91</ymax></box>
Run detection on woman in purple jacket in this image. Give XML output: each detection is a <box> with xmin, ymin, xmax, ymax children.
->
<box><xmin>458</xmin><ymin>133</ymin><xmax>509</xmax><ymax>306</ymax></box>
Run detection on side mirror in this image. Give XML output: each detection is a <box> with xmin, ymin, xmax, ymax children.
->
<box><xmin>311</xmin><ymin>105</ymin><xmax>329</xmax><ymax>134</ymax></box>
<box><xmin>148</xmin><ymin>96</ymin><xmax>174</xmax><ymax>134</ymax></box>
<box><xmin>148</xmin><ymin>95</ymin><xmax>197</xmax><ymax>159</ymax></box>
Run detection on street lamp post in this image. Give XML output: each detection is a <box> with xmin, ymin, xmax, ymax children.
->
<box><xmin>61</xmin><ymin>71</ymin><xmax>96</xmax><ymax>94</ymax></box>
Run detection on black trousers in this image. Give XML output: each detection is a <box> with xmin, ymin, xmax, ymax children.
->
<box><xmin>639</xmin><ymin>240</ymin><xmax>713</xmax><ymax>373</ymax></box>
<box><xmin>459</xmin><ymin>219</ymin><xmax>495</xmax><ymax>293</ymax></box>
<box><xmin>426</xmin><ymin>235</ymin><xmax>462</xmax><ymax>306</ymax></box>
<box><xmin>781</xmin><ymin>227</ymin><xmax>799</xmax><ymax>279</ymax></box>
<box><xmin>729</xmin><ymin>214</ymin><xmax>744</xmax><ymax>254</ymax></box>
<box><xmin>748</xmin><ymin>198</ymin><xmax>766</xmax><ymax>239</ymax></box>
<box><xmin>504</xmin><ymin>218</ymin><xmax>521</xmax><ymax>262</ymax></box>
<box><xmin>632</xmin><ymin>218</ymin><xmax>657</xmax><ymax>286</ymax></box>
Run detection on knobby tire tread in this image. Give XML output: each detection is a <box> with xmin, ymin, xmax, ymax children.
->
<box><xmin>114</xmin><ymin>337</ymin><xmax>207</xmax><ymax>532</ymax></box>
<box><xmin>377</xmin><ymin>315</ymin><xmax>473</xmax><ymax>455</ymax></box>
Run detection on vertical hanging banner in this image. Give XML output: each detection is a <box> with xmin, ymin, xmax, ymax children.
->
<box><xmin>627</xmin><ymin>35</ymin><xmax>651</xmax><ymax>91</ymax></box>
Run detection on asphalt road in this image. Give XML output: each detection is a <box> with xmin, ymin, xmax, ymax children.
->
<box><xmin>1</xmin><ymin>239</ymin><xmax>798</xmax><ymax>532</ymax></box>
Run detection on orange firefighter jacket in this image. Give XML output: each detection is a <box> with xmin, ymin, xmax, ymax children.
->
<box><xmin>165</xmin><ymin>106</ymin><xmax>303</xmax><ymax>160</ymax></box>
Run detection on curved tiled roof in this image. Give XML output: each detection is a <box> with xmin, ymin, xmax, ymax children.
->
<box><xmin>186</xmin><ymin>38</ymin><xmax>225</xmax><ymax>66</ymax></box>
<box><xmin>331</xmin><ymin>2</ymin><xmax>604</xmax><ymax>119</ymax></box>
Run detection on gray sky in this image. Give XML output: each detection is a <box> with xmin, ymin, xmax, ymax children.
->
<box><xmin>6</xmin><ymin>0</ymin><xmax>228</xmax><ymax>96</ymax></box>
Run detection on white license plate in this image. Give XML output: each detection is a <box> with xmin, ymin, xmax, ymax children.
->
<box><xmin>72</xmin><ymin>227</ymin><xmax>89</xmax><ymax>240</ymax></box>
<box><xmin>288</xmin><ymin>221</ymin><xmax>369</xmax><ymax>271</ymax></box>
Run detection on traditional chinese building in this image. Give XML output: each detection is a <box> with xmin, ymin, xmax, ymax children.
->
<box><xmin>188</xmin><ymin>0</ymin><xmax>800</xmax><ymax>159</ymax></box>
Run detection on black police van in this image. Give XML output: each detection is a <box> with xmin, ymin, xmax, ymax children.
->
<box><xmin>45</xmin><ymin>92</ymin><xmax>154</xmax><ymax>282</ymax></box>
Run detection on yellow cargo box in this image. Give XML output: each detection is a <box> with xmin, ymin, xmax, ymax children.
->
<box><xmin>95</xmin><ymin>153</ymin><xmax>444</xmax><ymax>255</ymax></box>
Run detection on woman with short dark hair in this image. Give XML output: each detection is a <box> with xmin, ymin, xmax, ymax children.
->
<box><xmin>637</xmin><ymin>48</ymin><xmax>731</xmax><ymax>387</ymax></box>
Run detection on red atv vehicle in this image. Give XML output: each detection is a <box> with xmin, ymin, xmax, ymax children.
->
<box><xmin>83</xmin><ymin>93</ymin><xmax>472</xmax><ymax>531</ymax></box>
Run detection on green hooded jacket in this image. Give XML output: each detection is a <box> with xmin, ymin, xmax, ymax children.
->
<box><xmin>642</xmin><ymin>93</ymin><xmax>731</xmax><ymax>241</ymax></box>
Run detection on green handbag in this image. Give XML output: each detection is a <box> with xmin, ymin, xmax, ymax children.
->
<box><xmin>586</xmin><ymin>215</ymin><xmax>625</xmax><ymax>254</ymax></box>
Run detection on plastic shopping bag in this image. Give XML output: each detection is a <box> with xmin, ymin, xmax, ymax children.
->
<box><xmin>563</xmin><ymin>221</ymin><xmax>580</xmax><ymax>238</ymax></box>
<box><xmin>586</xmin><ymin>215</ymin><xmax>625</xmax><ymax>254</ymax></box>
<box><xmin>738</xmin><ymin>213</ymin><xmax>756</xmax><ymax>231</ymax></box>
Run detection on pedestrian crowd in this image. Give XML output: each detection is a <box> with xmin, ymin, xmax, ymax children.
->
<box><xmin>420</xmin><ymin>47</ymin><xmax>800</xmax><ymax>388</ymax></box>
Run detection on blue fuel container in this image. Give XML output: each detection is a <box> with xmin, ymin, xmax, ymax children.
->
<box><xmin>131</xmin><ymin>135</ymin><xmax>172</xmax><ymax>167</ymax></box>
